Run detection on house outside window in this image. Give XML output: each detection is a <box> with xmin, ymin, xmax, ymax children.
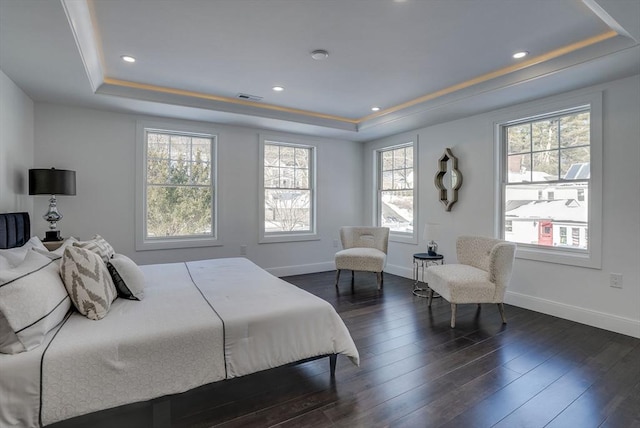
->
<box><xmin>259</xmin><ymin>136</ymin><xmax>316</xmax><ymax>243</ymax></box>
<box><xmin>505</xmin><ymin>220</ymin><xmax>513</xmax><ymax>232</ymax></box>
<box><xmin>376</xmin><ymin>142</ymin><xmax>415</xmax><ymax>242</ymax></box>
<box><xmin>497</xmin><ymin>92</ymin><xmax>602</xmax><ymax>268</ymax></box>
<box><xmin>136</xmin><ymin>121</ymin><xmax>217</xmax><ymax>250</ymax></box>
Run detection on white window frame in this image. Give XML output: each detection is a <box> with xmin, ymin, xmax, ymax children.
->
<box><xmin>259</xmin><ymin>134</ymin><xmax>318</xmax><ymax>244</ymax></box>
<box><xmin>135</xmin><ymin>120</ymin><xmax>219</xmax><ymax>251</ymax></box>
<box><xmin>495</xmin><ymin>92</ymin><xmax>602</xmax><ymax>268</ymax></box>
<box><xmin>375</xmin><ymin>140</ymin><xmax>417</xmax><ymax>244</ymax></box>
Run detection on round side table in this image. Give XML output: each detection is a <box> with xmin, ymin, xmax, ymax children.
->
<box><xmin>412</xmin><ymin>253</ymin><xmax>444</xmax><ymax>298</ymax></box>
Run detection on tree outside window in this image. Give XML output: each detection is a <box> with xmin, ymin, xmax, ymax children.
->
<box><xmin>145</xmin><ymin>130</ymin><xmax>214</xmax><ymax>239</ymax></box>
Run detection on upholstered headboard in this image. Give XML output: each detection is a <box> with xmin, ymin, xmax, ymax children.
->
<box><xmin>0</xmin><ymin>212</ymin><xmax>30</xmax><ymax>249</ymax></box>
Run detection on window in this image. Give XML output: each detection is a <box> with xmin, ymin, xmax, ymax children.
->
<box><xmin>136</xmin><ymin>122</ymin><xmax>217</xmax><ymax>250</ymax></box>
<box><xmin>505</xmin><ymin>220</ymin><xmax>513</xmax><ymax>232</ymax></box>
<box><xmin>259</xmin><ymin>136</ymin><xmax>316</xmax><ymax>243</ymax></box>
<box><xmin>376</xmin><ymin>142</ymin><xmax>415</xmax><ymax>242</ymax></box>
<box><xmin>498</xmin><ymin>92</ymin><xmax>602</xmax><ymax>268</ymax></box>
<box><xmin>560</xmin><ymin>227</ymin><xmax>567</xmax><ymax>245</ymax></box>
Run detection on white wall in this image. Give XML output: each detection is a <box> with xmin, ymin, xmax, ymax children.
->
<box><xmin>363</xmin><ymin>74</ymin><xmax>640</xmax><ymax>338</ymax></box>
<box><xmin>33</xmin><ymin>104</ymin><xmax>364</xmax><ymax>273</ymax></box>
<box><xmin>0</xmin><ymin>69</ymin><xmax>34</xmax><ymax>215</ymax></box>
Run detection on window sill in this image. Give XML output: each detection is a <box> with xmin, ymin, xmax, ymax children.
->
<box><xmin>515</xmin><ymin>244</ymin><xmax>601</xmax><ymax>269</ymax></box>
<box><xmin>389</xmin><ymin>233</ymin><xmax>417</xmax><ymax>245</ymax></box>
<box><xmin>136</xmin><ymin>236</ymin><xmax>221</xmax><ymax>251</ymax></box>
<box><xmin>259</xmin><ymin>233</ymin><xmax>319</xmax><ymax>244</ymax></box>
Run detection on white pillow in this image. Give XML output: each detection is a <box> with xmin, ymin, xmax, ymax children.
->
<box><xmin>0</xmin><ymin>250</ymin><xmax>72</xmax><ymax>354</ymax></box>
<box><xmin>0</xmin><ymin>236</ymin><xmax>48</xmax><ymax>267</ymax></box>
<box><xmin>0</xmin><ymin>255</ymin><xmax>10</xmax><ymax>270</ymax></box>
<box><xmin>34</xmin><ymin>237</ymin><xmax>78</xmax><ymax>259</ymax></box>
<box><xmin>106</xmin><ymin>254</ymin><xmax>145</xmax><ymax>300</ymax></box>
<box><xmin>60</xmin><ymin>246</ymin><xmax>117</xmax><ymax>320</ymax></box>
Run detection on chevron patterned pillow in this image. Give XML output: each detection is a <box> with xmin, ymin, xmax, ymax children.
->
<box><xmin>73</xmin><ymin>235</ymin><xmax>115</xmax><ymax>263</ymax></box>
<box><xmin>61</xmin><ymin>246</ymin><xmax>117</xmax><ymax>320</ymax></box>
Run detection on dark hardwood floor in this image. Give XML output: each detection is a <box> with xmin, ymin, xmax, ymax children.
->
<box><xmin>170</xmin><ymin>271</ymin><xmax>640</xmax><ymax>428</ymax></box>
<box><xmin>54</xmin><ymin>271</ymin><xmax>640</xmax><ymax>428</ymax></box>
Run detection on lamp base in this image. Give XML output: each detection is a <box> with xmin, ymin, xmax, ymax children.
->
<box><xmin>43</xmin><ymin>230</ymin><xmax>63</xmax><ymax>242</ymax></box>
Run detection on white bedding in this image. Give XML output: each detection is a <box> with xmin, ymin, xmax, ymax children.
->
<box><xmin>0</xmin><ymin>257</ymin><xmax>358</xmax><ymax>427</ymax></box>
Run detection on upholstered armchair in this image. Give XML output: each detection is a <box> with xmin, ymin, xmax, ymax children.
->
<box><xmin>335</xmin><ymin>227</ymin><xmax>390</xmax><ymax>290</ymax></box>
<box><xmin>425</xmin><ymin>236</ymin><xmax>516</xmax><ymax>328</ymax></box>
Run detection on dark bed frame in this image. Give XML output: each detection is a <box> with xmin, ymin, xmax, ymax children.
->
<box><xmin>0</xmin><ymin>212</ymin><xmax>338</xmax><ymax>428</ymax></box>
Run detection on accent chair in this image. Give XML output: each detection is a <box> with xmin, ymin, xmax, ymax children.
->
<box><xmin>425</xmin><ymin>236</ymin><xmax>516</xmax><ymax>328</ymax></box>
<box><xmin>334</xmin><ymin>227</ymin><xmax>390</xmax><ymax>290</ymax></box>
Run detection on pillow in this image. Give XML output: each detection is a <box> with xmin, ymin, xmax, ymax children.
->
<box><xmin>34</xmin><ymin>237</ymin><xmax>78</xmax><ymax>260</ymax></box>
<box><xmin>106</xmin><ymin>254</ymin><xmax>145</xmax><ymax>300</ymax></box>
<box><xmin>0</xmin><ymin>236</ymin><xmax>48</xmax><ymax>267</ymax></box>
<box><xmin>0</xmin><ymin>250</ymin><xmax>71</xmax><ymax>354</ymax></box>
<box><xmin>73</xmin><ymin>235</ymin><xmax>115</xmax><ymax>263</ymax></box>
<box><xmin>60</xmin><ymin>246</ymin><xmax>117</xmax><ymax>320</ymax></box>
<box><xmin>0</xmin><ymin>256</ymin><xmax>10</xmax><ymax>270</ymax></box>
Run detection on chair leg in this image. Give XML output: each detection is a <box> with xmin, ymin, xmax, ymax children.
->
<box><xmin>335</xmin><ymin>270</ymin><xmax>341</xmax><ymax>289</ymax></box>
<box><xmin>376</xmin><ymin>271</ymin><xmax>383</xmax><ymax>289</ymax></box>
<box><xmin>351</xmin><ymin>270</ymin><xmax>355</xmax><ymax>281</ymax></box>
<box><xmin>497</xmin><ymin>303</ymin><xmax>507</xmax><ymax>324</ymax></box>
<box><xmin>427</xmin><ymin>288</ymin><xmax>434</xmax><ymax>307</ymax></box>
<box><xmin>450</xmin><ymin>303</ymin><xmax>457</xmax><ymax>328</ymax></box>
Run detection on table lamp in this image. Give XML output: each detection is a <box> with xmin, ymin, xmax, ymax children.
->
<box><xmin>29</xmin><ymin>168</ymin><xmax>76</xmax><ymax>242</ymax></box>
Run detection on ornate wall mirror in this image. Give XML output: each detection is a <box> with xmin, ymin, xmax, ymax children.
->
<box><xmin>434</xmin><ymin>148</ymin><xmax>463</xmax><ymax>211</ymax></box>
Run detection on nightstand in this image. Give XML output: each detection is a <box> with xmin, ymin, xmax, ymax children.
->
<box><xmin>43</xmin><ymin>240</ymin><xmax>65</xmax><ymax>251</ymax></box>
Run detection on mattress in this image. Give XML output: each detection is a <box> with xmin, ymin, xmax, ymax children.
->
<box><xmin>0</xmin><ymin>257</ymin><xmax>358</xmax><ymax>427</ymax></box>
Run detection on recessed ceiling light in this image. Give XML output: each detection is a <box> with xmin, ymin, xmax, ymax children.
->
<box><xmin>310</xmin><ymin>50</ymin><xmax>329</xmax><ymax>61</ymax></box>
<box><xmin>371</xmin><ymin>106</ymin><xmax>381</xmax><ymax>112</ymax></box>
<box><xmin>272</xmin><ymin>86</ymin><xmax>284</xmax><ymax>92</ymax></box>
<box><xmin>512</xmin><ymin>51</ymin><xmax>528</xmax><ymax>59</ymax></box>
<box><xmin>121</xmin><ymin>55</ymin><xmax>136</xmax><ymax>63</ymax></box>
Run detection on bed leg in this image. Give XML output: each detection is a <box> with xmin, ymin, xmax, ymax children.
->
<box><xmin>329</xmin><ymin>354</ymin><xmax>337</xmax><ymax>378</ymax></box>
<box><xmin>152</xmin><ymin>398</ymin><xmax>171</xmax><ymax>428</ymax></box>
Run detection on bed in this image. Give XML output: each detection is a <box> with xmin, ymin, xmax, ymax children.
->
<box><xmin>0</xmin><ymin>212</ymin><xmax>359</xmax><ymax>427</ymax></box>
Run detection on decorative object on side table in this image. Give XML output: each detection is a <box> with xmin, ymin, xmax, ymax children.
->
<box><xmin>424</xmin><ymin>222</ymin><xmax>440</xmax><ymax>256</ymax></box>
<box><xmin>29</xmin><ymin>168</ymin><xmax>76</xmax><ymax>242</ymax></box>
<box><xmin>434</xmin><ymin>148</ymin><xmax>462</xmax><ymax>211</ymax></box>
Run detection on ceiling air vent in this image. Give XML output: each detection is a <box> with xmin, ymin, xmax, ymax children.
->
<box><xmin>237</xmin><ymin>93</ymin><xmax>263</xmax><ymax>102</ymax></box>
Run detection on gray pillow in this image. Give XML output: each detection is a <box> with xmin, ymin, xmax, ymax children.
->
<box><xmin>107</xmin><ymin>254</ymin><xmax>145</xmax><ymax>300</ymax></box>
<box><xmin>60</xmin><ymin>246</ymin><xmax>117</xmax><ymax>320</ymax></box>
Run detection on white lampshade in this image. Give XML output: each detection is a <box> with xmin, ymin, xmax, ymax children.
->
<box><xmin>423</xmin><ymin>223</ymin><xmax>440</xmax><ymax>241</ymax></box>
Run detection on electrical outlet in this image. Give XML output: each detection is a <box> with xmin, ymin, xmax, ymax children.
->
<box><xmin>240</xmin><ymin>245</ymin><xmax>247</xmax><ymax>256</ymax></box>
<box><xmin>333</xmin><ymin>239</ymin><xmax>339</xmax><ymax>248</ymax></box>
<box><xmin>610</xmin><ymin>273</ymin><xmax>623</xmax><ymax>289</ymax></box>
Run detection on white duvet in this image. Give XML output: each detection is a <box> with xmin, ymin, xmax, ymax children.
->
<box><xmin>0</xmin><ymin>257</ymin><xmax>359</xmax><ymax>427</ymax></box>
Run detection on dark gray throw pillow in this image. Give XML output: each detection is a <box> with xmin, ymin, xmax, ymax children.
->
<box><xmin>107</xmin><ymin>254</ymin><xmax>145</xmax><ymax>300</ymax></box>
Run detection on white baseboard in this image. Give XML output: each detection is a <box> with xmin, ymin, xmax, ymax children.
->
<box><xmin>266</xmin><ymin>261</ymin><xmax>336</xmax><ymax>278</ymax></box>
<box><xmin>505</xmin><ymin>290</ymin><xmax>640</xmax><ymax>339</ymax></box>
<box><xmin>384</xmin><ymin>263</ymin><xmax>413</xmax><ymax>280</ymax></box>
<box><xmin>266</xmin><ymin>262</ymin><xmax>639</xmax><ymax>339</ymax></box>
